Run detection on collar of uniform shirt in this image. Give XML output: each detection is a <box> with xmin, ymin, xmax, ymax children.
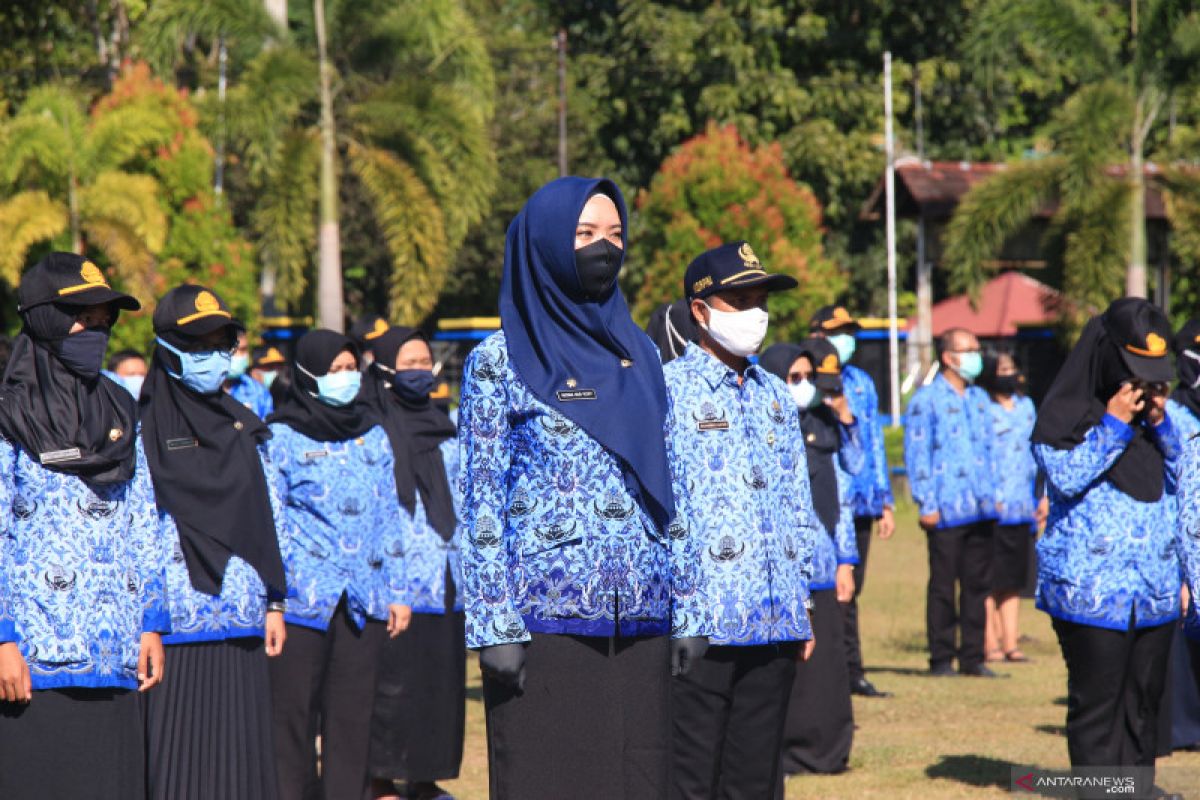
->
<box><xmin>690</xmin><ymin>343</ymin><xmax>765</xmax><ymax>390</ymax></box>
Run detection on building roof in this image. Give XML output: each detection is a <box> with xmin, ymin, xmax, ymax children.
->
<box><xmin>910</xmin><ymin>270</ymin><xmax>1061</xmax><ymax>337</ymax></box>
<box><xmin>860</xmin><ymin>158</ymin><xmax>1170</xmax><ymax>221</ymax></box>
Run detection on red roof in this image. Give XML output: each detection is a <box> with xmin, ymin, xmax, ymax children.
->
<box><xmin>909</xmin><ymin>271</ymin><xmax>1061</xmax><ymax>337</ymax></box>
<box><xmin>861</xmin><ymin>158</ymin><xmax>1170</xmax><ymax>221</ymax></box>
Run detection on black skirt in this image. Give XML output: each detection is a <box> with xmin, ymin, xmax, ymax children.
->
<box><xmin>368</xmin><ymin>601</ymin><xmax>467</xmax><ymax>782</ymax></box>
<box><xmin>0</xmin><ymin>686</ymin><xmax>144</xmax><ymax>800</ymax></box>
<box><xmin>143</xmin><ymin>638</ymin><xmax>278</xmax><ymax>800</ymax></box>
<box><xmin>483</xmin><ymin>632</ymin><xmax>670</xmax><ymax>800</ymax></box>
<box><xmin>992</xmin><ymin>523</ymin><xmax>1033</xmax><ymax>593</ymax></box>
<box><xmin>780</xmin><ymin>589</ymin><xmax>854</xmax><ymax>776</ymax></box>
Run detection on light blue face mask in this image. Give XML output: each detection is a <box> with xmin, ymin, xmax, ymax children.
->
<box><xmin>157</xmin><ymin>337</ymin><xmax>231</xmax><ymax>395</ymax></box>
<box><xmin>228</xmin><ymin>353</ymin><xmax>249</xmax><ymax>379</ymax></box>
<box><xmin>829</xmin><ymin>333</ymin><xmax>856</xmax><ymax>365</ymax></box>
<box><xmin>955</xmin><ymin>351</ymin><xmax>984</xmax><ymax>382</ymax></box>
<box><xmin>299</xmin><ymin>365</ymin><xmax>361</xmax><ymax>407</ymax></box>
<box><xmin>260</xmin><ymin>370</ymin><xmax>278</xmax><ymax>389</ymax></box>
<box><xmin>120</xmin><ymin>374</ymin><xmax>145</xmax><ymax>398</ymax></box>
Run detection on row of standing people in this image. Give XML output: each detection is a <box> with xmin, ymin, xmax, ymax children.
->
<box><xmin>0</xmin><ymin>253</ymin><xmax>467</xmax><ymax>800</ymax></box>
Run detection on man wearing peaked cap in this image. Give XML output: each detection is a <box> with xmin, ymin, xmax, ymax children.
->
<box><xmin>808</xmin><ymin>304</ymin><xmax>895</xmax><ymax>699</ymax></box>
<box><xmin>251</xmin><ymin>345</ymin><xmax>288</xmax><ymax>392</ymax></box>
<box><xmin>664</xmin><ymin>240</ymin><xmax>824</xmax><ymax>799</ymax></box>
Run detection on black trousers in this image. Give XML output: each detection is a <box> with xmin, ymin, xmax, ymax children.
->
<box><xmin>1052</xmin><ymin>614</ymin><xmax>1173</xmax><ymax>769</ymax></box>
<box><xmin>672</xmin><ymin>642</ymin><xmax>800</xmax><ymax>800</ymax></box>
<box><xmin>484</xmin><ymin>632</ymin><xmax>670</xmax><ymax>800</ymax></box>
<box><xmin>269</xmin><ymin>599</ymin><xmax>387</xmax><ymax>800</ymax></box>
<box><xmin>926</xmin><ymin>522</ymin><xmax>992</xmax><ymax>671</ymax></box>
<box><xmin>844</xmin><ymin>516</ymin><xmax>875</xmax><ymax>683</ymax></box>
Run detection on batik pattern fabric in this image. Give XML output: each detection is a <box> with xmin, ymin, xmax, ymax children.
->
<box><xmin>903</xmin><ymin>374</ymin><xmax>997</xmax><ymax>529</ymax></box>
<box><xmin>842</xmin><ymin>364</ymin><xmax>894</xmax><ymax>518</ymax></box>
<box><xmin>1036</xmin><ymin>413</ymin><xmax>1182</xmax><ymax>631</ymax></box>
<box><xmin>1170</xmin><ymin>405</ymin><xmax>1200</xmax><ymax>641</ymax></box>
<box><xmin>457</xmin><ymin>331</ymin><xmax>708</xmax><ymax>650</ymax></box>
<box><xmin>663</xmin><ymin>344</ymin><xmax>822</xmax><ymax>646</ymax></box>
<box><xmin>160</xmin><ymin>445</ymin><xmax>292</xmax><ymax>644</ymax></box>
<box><xmin>811</xmin><ymin>424</ymin><xmax>864</xmax><ymax>591</ymax></box>
<box><xmin>970</xmin><ymin>389</ymin><xmax>1040</xmax><ymax>528</ymax></box>
<box><xmin>267</xmin><ymin>423</ymin><xmax>412</xmax><ymax>631</ymax></box>
<box><xmin>397</xmin><ymin>439</ymin><xmax>464</xmax><ymax>615</ymax></box>
<box><xmin>228</xmin><ymin>374</ymin><xmax>274</xmax><ymax>420</ymax></box>
<box><xmin>0</xmin><ymin>436</ymin><xmax>170</xmax><ymax>690</ymax></box>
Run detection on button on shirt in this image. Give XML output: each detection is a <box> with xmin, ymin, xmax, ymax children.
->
<box><xmin>267</xmin><ymin>424</ymin><xmax>411</xmax><ymax>631</ymax></box>
<box><xmin>664</xmin><ymin>344</ymin><xmax>820</xmax><ymax>646</ymax></box>
<box><xmin>160</xmin><ymin>445</ymin><xmax>291</xmax><ymax>644</ymax></box>
<box><xmin>457</xmin><ymin>332</ymin><xmax>707</xmax><ymax>650</ymax></box>
<box><xmin>1036</xmin><ymin>413</ymin><xmax>1182</xmax><ymax>631</ymax></box>
<box><xmin>971</xmin><ymin>389</ymin><xmax>1040</xmax><ymax>527</ymax></box>
<box><xmin>842</xmin><ymin>364</ymin><xmax>894</xmax><ymax>518</ymax></box>
<box><xmin>904</xmin><ymin>373</ymin><xmax>997</xmax><ymax>529</ymax></box>
<box><xmin>0</xmin><ymin>437</ymin><xmax>170</xmax><ymax>691</ymax></box>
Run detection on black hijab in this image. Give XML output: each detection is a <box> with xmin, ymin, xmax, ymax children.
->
<box><xmin>139</xmin><ymin>291</ymin><xmax>284</xmax><ymax>597</ymax></box>
<box><xmin>267</xmin><ymin>329</ymin><xmax>376</xmax><ymax>442</ymax></box>
<box><xmin>760</xmin><ymin>341</ymin><xmax>840</xmax><ymax>536</ymax></box>
<box><xmin>645</xmin><ymin>299</ymin><xmax>700</xmax><ymax>364</ymax></box>
<box><xmin>0</xmin><ymin>302</ymin><xmax>138</xmax><ymax>484</ymax></box>
<box><xmin>364</xmin><ymin>327</ymin><xmax>457</xmax><ymax>541</ymax></box>
<box><xmin>1173</xmin><ymin>319</ymin><xmax>1200</xmax><ymax>421</ymax></box>
<box><xmin>1032</xmin><ymin>302</ymin><xmax>1172</xmax><ymax>502</ymax></box>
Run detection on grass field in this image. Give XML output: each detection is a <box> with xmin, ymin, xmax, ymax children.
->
<box><xmin>437</xmin><ymin>502</ymin><xmax>1200</xmax><ymax>799</ymax></box>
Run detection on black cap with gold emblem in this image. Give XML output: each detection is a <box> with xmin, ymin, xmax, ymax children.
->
<box><xmin>17</xmin><ymin>252</ymin><xmax>140</xmax><ymax>313</ymax></box>
<box><xmin>252</xmin><ymin>345</ymin><xmax>287</xmax><ymax>369</ymax></box>
<box><xmin>683</xmin><ymin>241</ymin><xmax>798</xmax><ymax>301</ymax></box>
<box><xmin>798</xmin><ymin>337</ymin><xmax>844</xmax><ymax>394</ymax></box>
<box><xmin>809</xmin><ymin>304</ymin><xmax>862</xmax><ymax>335</ymax></box>
<box><xmin>153</xmin><ymin>284</ymin><xmax>245</xmax><ymax>338</ymax></box>
<box><xmin>1102</xmin><ymin>297</ymin><xmax>1174</xmax><ymax>384</ymax></box>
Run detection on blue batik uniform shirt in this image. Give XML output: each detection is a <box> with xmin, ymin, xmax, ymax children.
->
<box><xmin>399</xmin><ymin>439</ymin><xmax>464</xmax><ymax>615</ymax></box>
<box><xmin>267</xmin><ymin>423</ymin><xmax>412</xmax><ymax>630</ymax></box>
<box><xmin>228</xmin><ymin>374</ymin><xmax>274</xmax><ymax>420</ymax></box>
<box><xmin>842</xmin><ymin>364</ymin><xmax>894</xmax><ymax>518</ymax></box>
<box><xmin>159</xmin><ymin>445</ymin><xmax>291</xmax><ymax>644</ymax></box>
<box><xmin>810</xmin><ymin>422</ymin><xmax>864</xmax><ymax>591</ymax></box>
<box><xmin>1036</xmin><ymin>412</ymin><xmax>1182</xmax><ymax>630</ymax></box>
<box><xmin>0</xmin><ymin>437</ymin><xmax>170</xmax><ymax>690</ymax></box>
<box><xmin>970</xmin><ymin>388</ymin><xmax>1040</xmax><ymax>528</ymax></box>
<box><xmin>1172</xmin><ymin>413</ymin><xmax>1200</xmax><ymax>641</ymax></box>
<box><xmin>903</xmin><ymin>373</ymin><xmax>997</xmax><ymax>529</ymax></box>
<box><xmin>457</xmin><ymin>332</ymin><xmax>708</xmax><ymax>649</ymax></box>
<box><xmin>663</xmin><ymin>344</ymin><xmax>820</xmax><ymax>646</ymax></box>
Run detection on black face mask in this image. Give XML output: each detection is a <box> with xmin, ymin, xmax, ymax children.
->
<box><xmin>391</xmin><ymin>369</ymin><xmax>436</xmax><ymax>402</ymax></box>
<box><xmin>52</xmin><ymin>328</ymin><xmax>110</xmax><ymax>380</ymax></box>
<box><xmin>993</xmin><ymin>375</ymin><xmax>1020</xmax><ymax>396</ymax></box>
<box><xmin>574</xmin><ymin>238</ymin><xmax>624</xmax><ymax>300</ymax></box>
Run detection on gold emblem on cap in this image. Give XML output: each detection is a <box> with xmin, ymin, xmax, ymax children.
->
<box><xmin>195</xmin><ymin>291</ymin><xmax>220</xmax><ymax>313</ymax></box>
<box><xmin>365</xmin><ymin>319</ymin><xmax>389</xmax><ymax>340</ymax></box>
<box><xmin>1127</xmin><ymin>332</ymin><xmax>1168</xmax><ymax>358</ymax></box>
<box><xmin>692</xmin><ymin>275</ymin><xmax>714</xmax><ymax>294</ymax></box>
<box><xmin>566</xmin><ymin>378</ymin><xmax>578</xmax><ymax>389</ymax></box>
<box><xmin>737</xmin><ymin>243</ymin><xmax>761</xmax><ymax>269</ymax></box>
<box><xmin>108</xmin><ymin>427</ymin><xmax>123</xmax><ymax>442</ymax></box>
<box><xmin>266</xmin><ymin>347</ymin><xmax>284</xmax><ymax>361</ymax></box>
<box><xmin>820</xmin><ymin>354</ymin><xmax>840</xmax><ymax>373</ymax></box>
<box><xmin>81</xmin><ymin>261</ymin><xmax>104</xmax><ymax>284</ymax></box>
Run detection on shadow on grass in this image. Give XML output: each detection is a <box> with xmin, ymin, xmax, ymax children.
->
<box><xmin>866</xmin><ymin>665</ymin><xmax>944</xmax><ymax>678</ymax></box>
<box><xmin>1035</xmin><ymin>724</ymin><xmax>1065</xmax><ymax>737</ymax></box>
<box><xmin>925</xmin><ymin>754</ymin><xmax>1021</xmax><ymax>790</ymax></box>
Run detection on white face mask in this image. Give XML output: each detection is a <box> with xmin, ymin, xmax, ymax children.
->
<box><xmin>701</xmin><ymin>304</ymin><xmax>769</xmax><ymax>357</ymax></box>
<box><xmin>789</xmin><ymin>379</ymin><xmax>820</xmax><ymax>409</ymax></box>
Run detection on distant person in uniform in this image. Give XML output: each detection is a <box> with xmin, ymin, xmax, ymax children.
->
<box><xmin>107</xmin><ymin>349</ymin><xmax>148</xmax><ymax>398</ymax></box>
<box><xmin>225</xmin><ymin>331</ymin><xmax>273</xmax><ymax>419</ymax></box>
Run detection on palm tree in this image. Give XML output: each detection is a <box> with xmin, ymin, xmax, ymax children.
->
<box><xmin>945</xmin><ymin>0</ymin><xmax>1200</xmax><ymax>306</ymax></box>
<box><xmin>0</xmin><ymin>84</ymin><xmax>174</xmax><ymax>292</ymax></box>
<box><xmin>140</xmin><ymin>0</ymin><xmax>496</xmax><ymax>327</ymax></box>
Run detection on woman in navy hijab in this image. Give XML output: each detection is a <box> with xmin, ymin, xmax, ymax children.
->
<box><xmin>458</xmin><ymin>177</ymin><xmax>704</xmax><ymax>799</ymax></box>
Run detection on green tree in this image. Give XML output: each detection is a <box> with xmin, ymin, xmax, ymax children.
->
<box><xmin>630</xmin><ymin>122</ymin><xmax>840</xmax><ymax>344</ymax></box>
<box><xmin>945</xmin><ymin>0</ymin><xmax>1200</xmax><ymax>309</ymax></box>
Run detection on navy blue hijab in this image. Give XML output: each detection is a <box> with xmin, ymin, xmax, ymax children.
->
<box><xmin>500</xmin><ymin>176</ymin><xmax>674</xmax><ymax>534</ymax></box>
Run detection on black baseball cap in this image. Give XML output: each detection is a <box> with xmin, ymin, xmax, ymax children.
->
<box><xmin>349</xmin><ymin>314</ymin><xmax>390</xmax><ymax>346</ymax></box>
<box><xmin>798</xmin><ymin>337</ymin><xmax>844</xmax><ymax>394</ymax></box>
<box><xmin>252</xmin><ymin>345</ymin><xmax>288</xmax><ymax>369</ymax></box>
<box><xmin>17</xmin><ymin>252</ymin><xmax>140</xmax><ymax>313</ymax></box>
<box><xmin>809</xmin><ymin>304</ymin><xmax>861</xmax><ymax>335</ymax></box>
<box><xmin>683</xmin><ymin>241</ymin><xmax>798</xmax><ymax>301</ymax></box>
<box><xmin>153</xmin><ymin>284</ymin><xmax>244</xmax><ymax>337</ymax></box>
<box><xmin>1102</xmin><ymin>297</ymin><xmax>1174</xmax><ymax>384</ymax></box>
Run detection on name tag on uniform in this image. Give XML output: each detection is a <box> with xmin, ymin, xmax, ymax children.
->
<box><xmin>39</xmin><ymin>447</ymin><xmax>81</xmax><ymax>464</ymax></box>
<box><xmin>556</xmin><ymin>389</ymin><xmax>597</xmax><ymax>402</ymax></box>
<box><xmin>304</xmin><ymin>450</ymin><xmax>330</xmax><ymax>460</ymax></box>
<box><xmin>166</xmin><ymin>437</ymin><xmax>198</xmax><ymax>451</ymax></box>
<box><xmin>697</xmin><ymin>420</ymin><xmax>730</xmax><ymax>431</ymax></box>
